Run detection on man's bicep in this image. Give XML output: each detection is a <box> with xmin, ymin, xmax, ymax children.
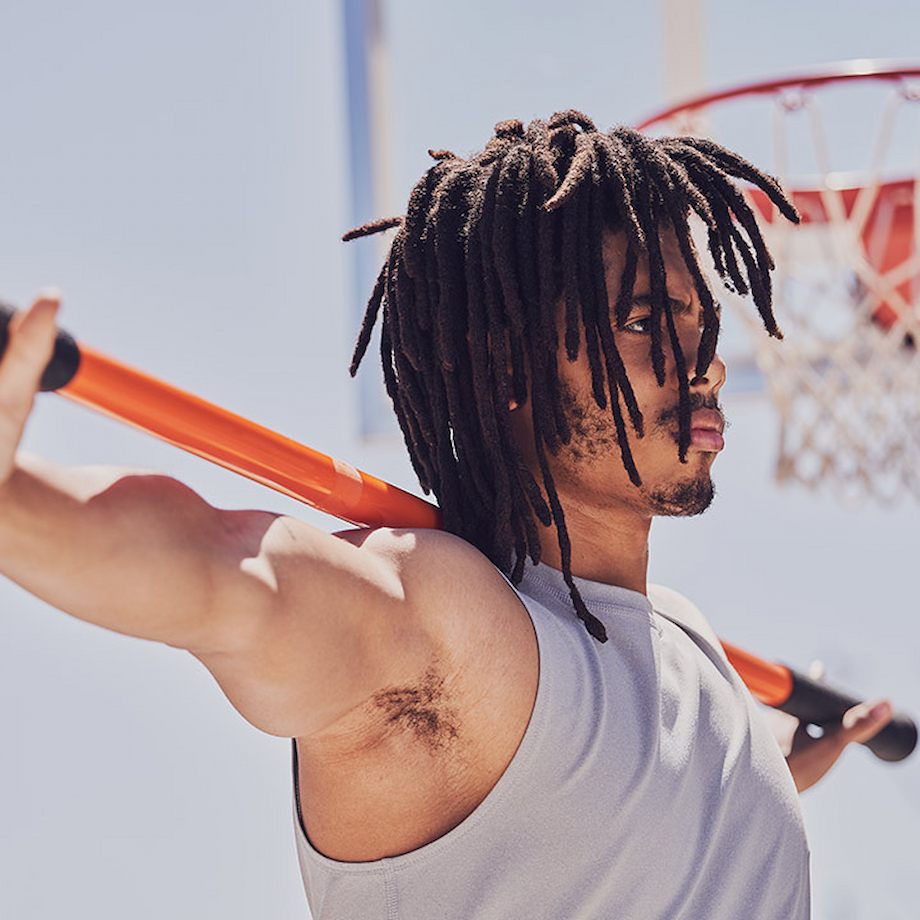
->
<box><xmin>190</xmin><ymin>512</ymin><xmax>438</xmax><ymax>739</ymax></box>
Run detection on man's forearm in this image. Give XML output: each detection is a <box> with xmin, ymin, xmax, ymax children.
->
<box><xmin>0</xmin><ymin>451</ymin><xmax>228</xmax><ymax>651</ymax></box>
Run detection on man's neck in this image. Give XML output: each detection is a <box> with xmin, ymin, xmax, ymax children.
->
<box><xmin>535</xmin><ymin>498</ymin><xmax>652</xmax><ymax>595</ymax></box>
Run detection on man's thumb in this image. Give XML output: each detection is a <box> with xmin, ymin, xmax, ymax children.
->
<box><xmin>841</xmin><ymin>700</ymin><xmax>892</xmax><ymax>739</ymax></box>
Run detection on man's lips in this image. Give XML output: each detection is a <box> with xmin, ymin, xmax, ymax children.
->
<box><xmin>690</xmin><ymin>409</ymin><xmax>725</xmax><ymax>433</ymax></box>
<box><xmin>689</xmin><ymin>409</ymin><xmax>725</xmax><ymax>451</ymax></box>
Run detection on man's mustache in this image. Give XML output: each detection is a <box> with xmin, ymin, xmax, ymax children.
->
<box><xmin>655</xmin><ymin>394</ymin><xmax>727</xmax><ymax>430</ymax></box>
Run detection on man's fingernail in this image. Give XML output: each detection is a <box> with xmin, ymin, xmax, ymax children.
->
<box><xmin>37</xmin><ymin>286</ymin><xmax>62</xmax><ymax>301</ymax></box>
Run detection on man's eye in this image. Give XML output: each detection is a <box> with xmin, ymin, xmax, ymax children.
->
<box><xmin>623</xmin><ymin>316</ymin><xmax>652</xmax><ymax>334</ymax></box>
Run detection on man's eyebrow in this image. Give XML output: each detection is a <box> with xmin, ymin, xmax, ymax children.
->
<box><xmin>628</xmin><ymin>293</ymin><xmax>694</xmax><ymax>315</ymax></box>
<box><xmin>627</xmin><ymin>294</ymin><xmax>722</xmax><ymax>317</ymax></box>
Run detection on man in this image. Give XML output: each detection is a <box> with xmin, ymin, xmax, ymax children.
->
<box><xmin>0</xmin><ymin>112</ymin><xmax>893</xmax><ymax>919</ymax></box>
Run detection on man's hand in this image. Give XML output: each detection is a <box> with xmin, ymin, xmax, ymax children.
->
<box><xmin>785</xmin><ymin>699</ymin><xmax>893</xmax><ymax>793</ymax></box>
<box><xmin>769</xmin><ymin>660</ymin><xmax>894</xmax><ymax>793</ymax></box>
<box><xmin>0</xmin><ymin>290</ymin><xmax>61</xmax><ymax>486</ymax></box>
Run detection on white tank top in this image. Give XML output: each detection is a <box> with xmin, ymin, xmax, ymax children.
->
<box><xmin>291</xmin><ymin>561</ymin><xmax>811</xmax><ymax>919</ymax></box>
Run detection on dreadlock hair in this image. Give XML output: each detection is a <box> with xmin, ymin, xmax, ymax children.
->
<box><xmin>343</xmin><ymin>111</ymin><xmax>799</xmax><ymax>643</ymax></box>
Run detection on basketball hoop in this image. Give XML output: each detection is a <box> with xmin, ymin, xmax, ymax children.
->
<box><xmin>637</xmin><ymin>60</ymin><xmax>920</xmax><ymax>504</ymax></box>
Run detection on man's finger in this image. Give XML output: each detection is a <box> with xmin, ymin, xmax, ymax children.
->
<box><xmin>836</xmin><ymin>699</ymin><xmax>893</xmax><ymax>745</ymax></box>
<box><xmin>807</xmin><ymin>658</ymin><xmax>827</xmax><ymax>682</ymax></box>
<box><xmin>0</xmin><ymin>293</ymin><xmax>61</xmax><ymax>412</ymax></box>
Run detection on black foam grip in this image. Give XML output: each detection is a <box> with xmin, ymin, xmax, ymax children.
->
<box><xmin>777</xmin><ymin>665</ymin><xmax>917</xmax><ymax>763</ymax></box>
<box><xmin>0</xmin><ymin>300</ymin><xmax>81</xmax><ymax>392</ymax></box>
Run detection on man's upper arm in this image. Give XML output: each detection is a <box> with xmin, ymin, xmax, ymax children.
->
<box><xmin>189</xmin><ymin>510</ymin><xmax>444</xmax><ymax>740</ymax></box>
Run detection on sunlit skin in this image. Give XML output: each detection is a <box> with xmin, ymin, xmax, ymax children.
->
<box><xmin>511</xmin><ymin>224</ymin><xmax>726</xmax><ymax>594</ymax></box>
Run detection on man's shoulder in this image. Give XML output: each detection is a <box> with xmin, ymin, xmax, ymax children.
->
<box><xmin>334</xmin><ymin>524</ymin><xmax>491</xmax><ymax>569</ymax></box>
<box><xmin>647</xmin><ymin>583</ymin><xmax>728</xmax><ymax>666</ymax></box>
<box><xmin>333</xmin><ymin>526</ymin><xmax>527</xmax><ymax>641</ymax></box>
<box><xmin>332</xmin><ymin>525</ymin><xmax>502</xmax><ymax>586</ymax></box>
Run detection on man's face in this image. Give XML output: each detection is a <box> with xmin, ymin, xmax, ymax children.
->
<box><xmin>518</xmin><ymin>225</ymin><xmax>727</xmax><ymax>519</ymax></box>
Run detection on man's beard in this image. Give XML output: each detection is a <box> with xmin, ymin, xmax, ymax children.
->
<box><xmin>642</xmin><ymin>469</ymin><xmax>715</xmax><ymax>516</ymax></box>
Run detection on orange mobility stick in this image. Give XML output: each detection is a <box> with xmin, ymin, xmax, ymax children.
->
<box><xmin>1</xmin><ymin>301</ymin><xmax>914</xmax><ymax>763</ymax></box>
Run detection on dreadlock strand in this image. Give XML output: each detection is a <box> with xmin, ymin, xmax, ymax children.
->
<box><xmin>403</xmin><ymin>158</ymin><xmax>456</xmax><ymax>278</ymax></box>
<box><xmin>430</xmin><ymin>167</ymin><xmax>499</xmax><ymax>511</ymax></box>
<box><xmin>625</xmin><ymin>152</ymin><xmax>669</xmax><ymax>385</ymax></box>
<box><xmin>609</xmin><ymin>239</ymin><xmax>646</xmax><ymax>436</ymax></box>
<box><xmin>561</xmin><ymin>187</ymin><xmax>583</xmax><ymax>360</ymax></box>
<box><xmin>387</xmin><ymin>234</ymin><xmax>439</xmax><ymax>462</ymax></box>
<box><xmin>493</xmin><ymin>146</ymin><xmax>533</xmax><ymax>406</ymax></box>
<box><xmin>660</xmin><ymin>285</ymin><xmax>693</xmax><ymax>463</ymax></box>
<box><xmin>594</xmin><ymin>132</ymin><xmax>645</xmax><ymax>248</ymax></box>
<box><xmin>543</xmin><ymin>131</ymin><xmax>596</xmax><ymax>211</ymax></box>
<box><xmin>341</xmin><ymin>215</ymin><xmax>404</xmax><ymax>242</ymax></box>
<box><xmin>620</xmin><ymin>128</ymin><xmax>722</xmax><ymax>387</ymax></box>
<box><xmin>626</xmin><ymin>132</ymin><xmax>725</xmax><ymax>380</ymax></box>
<box><xmin>572</xmin><ymin>154</ymin><xmax>610</xmax><ymax>409</ymax></box>
<box><xmin>703</xmin><ymin>189</ymin><xmax>750</xmax><ymax>295</ymax></box>
<box><xmin>582</xmin><ymin>139</ymin><xmax>648</xmax><ymax>438</ymax></box>
<box><xmin>525</xmin><ymin>118</ymin><xmax>559</xmax><ymax>194</ymax></box>
<box><xmin>533</xmin><ymin>430</ymin><xmax>608</xmax><ymax>642</ymax></box>
<box><xmin>515</xmin><ymin>149</ymin><xmax>567</xmax><ymax>453</ymax></box>
<box><xmin>382</xmin><ymin>238</ymin><xmax>443</xmax><ymax>493</ymax></box>
<box><xmin>480</xmin><ymin>153</ymin><xmax>554</xmax><ymax>532</ymax></box>
<box><xmin>531</xmin><ymin>162</ymin><xmax>572</xmax><ymax>445</ymax></box>
<box><xmin>586</xmin><ymin>181</ymin><xmax>645</xmax><ymax>481</ymax></box>
<box><xmin>548</xmin><ymin>109</ymin><xmax>598</xmax><ymax>132</ymax></box>
<box><xmin>543</xmin><ymin>130</ymin><xmax>597</xmax><ymax>213</ymax></box>
<box><xmin>665</xmin><ymin>141</ymin><xmax>778</xmax><ymax>302</ymax></box>
<box><xmin>349</xmin><ymin>259</ymin><xmax>388</xmax><ymax>376</ymax></box>
<box><xmin>672</xmin><ymin>136</ymin><xmax>800</xmax><ymax>225</ymax></box>
<box><xmin>462</xmin><ymin>166</ymin><xmax>516</xmax><ymax>550</ymax></box>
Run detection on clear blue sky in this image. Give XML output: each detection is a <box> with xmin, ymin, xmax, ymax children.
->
<box><xmin>0</xmin><ymin>2</ymin><xmax>917</xmax><ymax>918</ymax></box>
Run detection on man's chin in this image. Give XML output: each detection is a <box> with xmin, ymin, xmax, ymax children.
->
<box><xmin>644</xmin><ymin>472</ymin><xmax>716</xmax><ymax>517</ymax></box>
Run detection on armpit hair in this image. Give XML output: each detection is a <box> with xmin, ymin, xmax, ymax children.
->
<box><xmin>370</xmin><ymin>664</ymin><xmax>461</xmax><ymax>753</ymax></box>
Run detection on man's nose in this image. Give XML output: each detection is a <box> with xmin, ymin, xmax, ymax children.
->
<box><xmin>687</xmin><ymin>348</ymin><xmax>727</xmax><ymax>395</ymax></box>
